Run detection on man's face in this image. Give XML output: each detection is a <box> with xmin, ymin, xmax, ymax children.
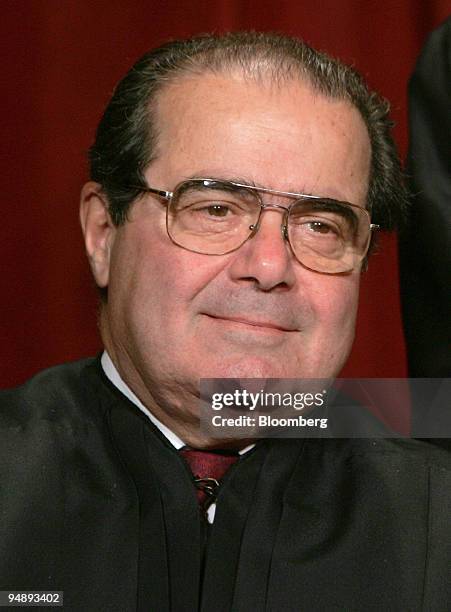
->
<box><xmin>100</xmin><ymin>72</ymin><xmax>371</xmax><ymax>415</ymax></box>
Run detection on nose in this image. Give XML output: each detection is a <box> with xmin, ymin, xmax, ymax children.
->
<box><xmin>227</xmin><ymin>208</ymin><xmax>297</xmax><ymax>291</ymax></box>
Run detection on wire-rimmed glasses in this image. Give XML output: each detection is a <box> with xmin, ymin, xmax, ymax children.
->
<box><xmin>136</xmin><ymin>178</ymin><xmax>379</xmax><ymax>274</ymax></box>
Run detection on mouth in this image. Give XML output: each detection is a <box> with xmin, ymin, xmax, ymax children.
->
<box><xmin>203</xmin><ymin>314</ymin><xmax>297</xmax><ymax>333</ymax></box>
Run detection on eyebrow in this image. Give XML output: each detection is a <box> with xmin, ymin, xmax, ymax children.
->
<box><xmin>173</xmin><ymin>176</ymin><xmax>365</xmax><ymax>212</ymax></box>
<box><xmin>183</xmin><ymin>173</ymin><xmax>314</xmax><ymax>197</ymax></box>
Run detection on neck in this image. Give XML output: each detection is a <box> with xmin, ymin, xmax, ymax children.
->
<box><xmin>101</xmin><ymin>332</ymin><xmax>251</xmax><ymax>451</ymax></box>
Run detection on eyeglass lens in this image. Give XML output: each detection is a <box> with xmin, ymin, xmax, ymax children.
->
<box><xmin>166</xmin><ymin>180</ymin><xmax>370</xmax><ymax>273</ymax></box>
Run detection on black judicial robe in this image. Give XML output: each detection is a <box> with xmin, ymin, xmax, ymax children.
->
<box><xmin>1</xmin><ymin>358</ymin><xmax>451</xmax><ymax>611</ymax></box>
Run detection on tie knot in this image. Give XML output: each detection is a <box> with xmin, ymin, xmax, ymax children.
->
<box><xmin>180</xmin><ymin>448</ymin><xmax>239</xmax><ymax>512</ymax></box>
<box><xmin>180</xmin><ymin>448</ymin><xmax>239</xmax><ymax>482</ymax></box>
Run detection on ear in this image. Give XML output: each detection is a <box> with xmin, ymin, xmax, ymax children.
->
<box><xmin>80</xmin><ymin>182</ymin><xmax>116</xmax><ymax>288</ymax></box>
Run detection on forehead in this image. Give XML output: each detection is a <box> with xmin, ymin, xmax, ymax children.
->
<box><xmin>150</xmin><ymin>71</ymin><xmax>371</xmax><ymax>205</ymax></box>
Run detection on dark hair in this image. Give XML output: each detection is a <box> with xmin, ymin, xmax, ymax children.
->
<box><xmin>89</xmin><ymin>31</ymin><xmax>407</xmax><ymax>230</ymax></box>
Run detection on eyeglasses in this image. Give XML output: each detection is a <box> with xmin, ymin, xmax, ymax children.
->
<box><xmin>136</xmin><ymin>178</ymin><xmax>379</xmax><ymax>274</ymax></box>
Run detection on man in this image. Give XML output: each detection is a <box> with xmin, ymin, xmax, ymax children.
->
<box><xmin>1</xmin><ymin>32</ymin><xmax>450</xmax><ymax>611</ymax></box>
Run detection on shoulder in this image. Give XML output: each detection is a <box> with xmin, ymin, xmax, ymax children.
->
<box><xmin>0</xmin><ymin>357</ymin><xmax>122</xmax><ymax>484</ymax></box>
<box><xmin>283</xmin><ymin>439</ymin><xmax>451</xmax><ymax>515</ymax></box>
<box><xmin>303</xmin><ymin>438</ymin><xmax>451</xmax><ymax>471</ymax></box>
<box><xmin>0</xmin><ymin>357</ymin><xmax>104</xmax><ymax>429</ymax></box>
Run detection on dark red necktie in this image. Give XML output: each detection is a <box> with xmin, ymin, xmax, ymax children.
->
<box><xmin>180</xmin><ymin>448</ymin><xmax>239</xmax><ymax>512</ymax></box>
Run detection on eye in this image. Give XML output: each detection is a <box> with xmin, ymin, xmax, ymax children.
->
<box><xmin>307</xmin><ymin>221</ymin><xmax>336</xmax><ymax>234</ymax></box>
<box><xmin>204</xmin><ymin>204</ymin><xmax>231</xmax><ymax>217</ymax></box>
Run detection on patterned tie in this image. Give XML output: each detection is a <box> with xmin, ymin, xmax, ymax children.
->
<box><xmin>180</xmin><ymin>448</ymin><xmax>239</xmax><ymax>513</ymax></box>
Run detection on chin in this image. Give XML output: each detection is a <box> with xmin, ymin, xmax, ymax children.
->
<box><xmin>201</xmin><ymin>356</ymin><xmax>290</xmax><ymax>380</ymax></box>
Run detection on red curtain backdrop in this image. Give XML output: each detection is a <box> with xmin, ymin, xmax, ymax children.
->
<box><xmin>1</xmin><ymin>1</ymin><xmax>449</xmax><ymax>388</ymax></box>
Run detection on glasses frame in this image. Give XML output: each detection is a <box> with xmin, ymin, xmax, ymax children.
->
<box><xmin>134</xmin><ymin>178</ymin><xmax>380</xmax><ymax>273</ymax></box>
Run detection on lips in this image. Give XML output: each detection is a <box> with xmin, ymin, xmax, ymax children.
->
<box><xmin>203</xmin><ymin>314</ymin><xmax>297</xmax><ymax>332</ymax></box>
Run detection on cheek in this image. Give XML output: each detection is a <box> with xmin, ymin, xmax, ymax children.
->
<box><xmin>110</xmin><ymin>226</ymin><xmax>229</xmax><ymax>332</ymax></box>
<box><xmin>141</xmin><ymin>251</ymin><xmax>226</xmax><ymax>310</ymax></box>
<box><xmin>312</xmin><ymin>274</ymin><xmax>360</xmax><ymax>332</ymax></box>
<box><xmin>298</xmin><ymin>274</ymin><xmax>360</xmax><ymax>376</ymax></box>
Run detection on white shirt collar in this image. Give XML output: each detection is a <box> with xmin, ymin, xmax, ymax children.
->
<box><xmin>101</xmin><ymin>351</ymin><xmax>185</xmax><ymax>449</ymax></box>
